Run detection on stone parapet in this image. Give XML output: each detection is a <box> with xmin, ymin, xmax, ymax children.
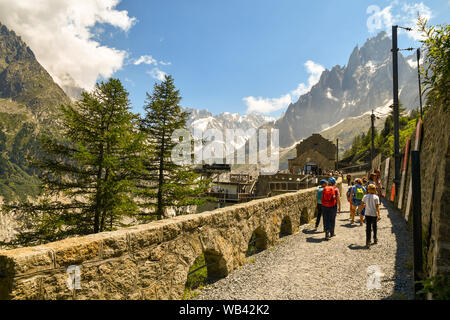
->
<box><xmin>0</xmin><ymin>178</ymin><xmax>342</xmax><ymax>300</ymax></box>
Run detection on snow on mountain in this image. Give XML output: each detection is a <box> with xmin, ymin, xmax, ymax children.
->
<box><xmin>183</xmin><ymin>107</ymin><xmax>275</xmax><ymax>151</ymax></box>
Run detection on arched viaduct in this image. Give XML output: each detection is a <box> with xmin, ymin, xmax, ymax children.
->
<box><xmin>0</xmin><ymin>179</ymin><xmax>342</xmax><ymax>300</ymax></box>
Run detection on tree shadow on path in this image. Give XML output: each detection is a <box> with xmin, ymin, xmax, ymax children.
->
<box><xmin>379</xmin><ymin>198</ymin><xmax>414</xmax><ymax>300</ymax></box>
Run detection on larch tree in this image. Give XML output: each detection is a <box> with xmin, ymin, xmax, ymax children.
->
<box><xmin>138</xmin><ymin>75</ymin><xmax>209</xmax><ymax>220</ymax></box>
<box><xmin>3</xmin><ymin>78</ymin><xmax>144</xmax><ymax>245</ymax></box>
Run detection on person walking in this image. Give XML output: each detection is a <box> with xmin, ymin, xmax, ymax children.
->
<box><xmin>359</xmin><ymin>184</ymin><xmax>381</xmax><ymax>249</ymax></box>
<box><xmin>373</xmin><ymin>169</ymin><xmax>383</xmax><ymax>197</ymax></box>
<box><xmin>349</xmin><ymin>178</ymin><xmax>366</xmax><ymax>225</ymax></box>
<box><xmin>346</xmin><ymin>181</ymin><xmax>355</xmax><ymax>219</ymax></box>
<box><xmin>346</xmin><ymin>174</ymin><xmax>352</xmax><ymax>185</ymax></box>
<box><xmin>321</xmin><ymin>177</ymin><xmax>341</xmax><ymax>240</ymax></box>
<box><xmin>362</xmin><ymin>177</ymin><xmax>368</xmax><ymax>190</ymax></box>
<box><xmin>315</xmin><ymin>179</ymin><xmax>328</xmax><ymax>232</ymax></box>
<box><xmin>368</xmin><ymin>173</ymin><xmax>376</xmax><ymax>188</ymax></box>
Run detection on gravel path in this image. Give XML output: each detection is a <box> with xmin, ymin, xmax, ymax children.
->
<box><xmin>195</xmin><ymin>185</ymin><xmax>414</xmax><ymax>300</ymax></box>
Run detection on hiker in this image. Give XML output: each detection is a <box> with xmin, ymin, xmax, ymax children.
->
<box><xmin>315</xmin><ymin>179</ymin><xmax>328</xmax><ymax>232</ymax></box>
<box><xmin>359</xmin><ymin>184</ymin><xmax>381</xmax><ymax>249</ymax></box>
<box><xmin>349</xmin><ymin>178</ymin><xmax>366</xmax><ymax>225</ymax></box>
<box><xmin>321</xmin><ymin>177</ymin><xmax>341</xmax><ymax>240</ymax></box>
<box><xmin>346</xmin><ymin>173</ymin><xmax>352</xmax><ymax>185</ymax></box>
<box><xmin>374</xmin><ymin>169</ymin><xmax>383</xmax><ymax>196</ymax></box>
<box><xmin>368</xmin><ymin>173</ymin><xmax>376</xmax><ymax>188</ymax></box>
<box><xmin>362</xmin><ymin>177</ymin><xmax>368</xmax><ymax>189</ymax></box>
<box><xmin>346</xmin><ymin>181</ymin><xmax>355</xmax><ymax>219</ymax></box>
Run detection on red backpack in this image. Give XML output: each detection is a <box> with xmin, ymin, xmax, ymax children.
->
<box><xmin>321</xmin><ymin>186</ymin><xmax>337</xmax><ymax>207</ymax></box>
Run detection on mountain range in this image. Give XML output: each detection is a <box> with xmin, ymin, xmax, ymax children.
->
<box><xmin>272</xmin><ymin>31</ymin><xmax>420</xmax><ymax>148</ymax></box>
<box><xmin>0</xmin><ymin>21</ymin><xmax>422</xmax><ymax>201</ymax></box>
<box><xmin>186</xmin><ymin>31</ymin><xmax>420</xmax><ymax>168</ymax></box>
<box><xmin>185</xmin><ymin>107</ymin><xmax>275</xmax><ymax>152</ymax></box>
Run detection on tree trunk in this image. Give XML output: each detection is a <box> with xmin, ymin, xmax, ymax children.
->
<box><xmin>94</xmin><ymin>140</ymin><xmax>105</xmax><ymax>233</ymax></box>
<box><xmin>157</xmin><ymin>129</ymin><xmax>165</xmax><ymax>220</ymax></box>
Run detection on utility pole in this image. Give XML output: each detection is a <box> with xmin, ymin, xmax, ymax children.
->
<box><xmin>391</xmin><ymin>25</ymin><xmax>401</xmax><ymax>198</ymax></box>
<box><xmin>391</xmin><ymin>25</ymin><xmax>413</xmax><ymax>198</ymax></box>
<box><xmin>336</xmin><ymin>138</ymin><xmax>339</xmax><ymax>171</ymax></box>
<box><xmin>371</xmin><ymin>110</ymin><xmax>375</xmax><ymax>170</ymax></box>
<box><xmin>417</xmin><ymin>48</ymin><xmax>423</xmax><ymax>119</ymax></box>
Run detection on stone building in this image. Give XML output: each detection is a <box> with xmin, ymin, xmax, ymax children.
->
<box><xmin>288</xmin><ymin>133</ymin><xmax>336</xmax><ymax>174</ymax></box>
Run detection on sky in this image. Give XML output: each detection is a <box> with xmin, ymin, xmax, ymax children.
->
<box><xmin>0</xmin><ymin>0</ymin><xmax>449</xmax><ymax>118</ymax></box>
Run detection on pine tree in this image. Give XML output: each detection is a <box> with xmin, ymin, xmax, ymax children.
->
<box><xmin>3</xmin><ymin>78</ymin><xmax>144</xmax><ymax>245</ymax></box>
<box><xmin>139</xmin><ymin>75</ymin><xmax>209</xmax><ymax>220</ymax></box>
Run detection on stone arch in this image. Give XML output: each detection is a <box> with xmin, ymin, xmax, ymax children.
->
<box><xmin>246</xmin><ymin>227</ymin><xmax>268</xmax><ymax>256</ymax></box>
<box><xmin>279</xmin><ymin>216</ymin><xmax>293</xmax><ymax>237</ymax></box>
<box><xmin>203</xmin><ymin>249</ymin><xmax>228</xmax><ymax>278</ymax></box>
<box><xmin>184</xmin><ymin>249</ymin><xmax>228</xmax><ymax>292</ymax></box>
<box><xmin>300</xmin><ymin>207</ymin><xmax>309</xmax><ymax>225</ymax></box>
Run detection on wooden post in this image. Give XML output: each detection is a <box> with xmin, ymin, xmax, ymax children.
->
<box><xmin>411</xmin><ymin>150</ymin><xmax>424</xmax><ymax>298</ymax></box>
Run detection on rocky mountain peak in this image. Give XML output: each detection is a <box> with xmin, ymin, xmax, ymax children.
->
<box><xmin>0</xmin><ymin>21</ymin><xmax>71</xmax><ymax>122</ymax></box>
<box><xmin>273</xmin><ymin>31</ymin><xmax>419</xmax><ymax>148</ymax></box>
<box><xmin>345</xmin><ymin>31</ymin><xmax>391</xmax><ymax>72</ymax></box>
<box><xmin>359</xmin><ymin>31</ymin><xmax>391</xmax><ymax>64</ymax></box>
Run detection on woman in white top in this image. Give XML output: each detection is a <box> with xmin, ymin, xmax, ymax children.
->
<box><xmin>359</xmin><ymin>184</ymin><xmax>380</xmax><ymax>249</ymax></box>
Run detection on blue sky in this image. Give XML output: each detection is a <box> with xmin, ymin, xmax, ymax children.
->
<box><xmin>2</xmin><ymin>0</ymin><xmax>448</xmax><ymax>118</ymax></box>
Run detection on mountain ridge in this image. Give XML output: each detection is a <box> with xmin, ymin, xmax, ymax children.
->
<box><xmin>272</xmin><ymin>31</ymin><xmax>420</xmax><ymax>148</ymax></box>
<box><xmin>0</xmin><ymin>21</ymin><xmax>72</xmax><ymax>202</ymax></box>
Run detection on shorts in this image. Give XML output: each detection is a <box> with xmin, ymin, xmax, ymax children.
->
<box><xmin>352</xmin><ymin>200</ymin><xmax>362</xmax><ymax>207</ymax></box>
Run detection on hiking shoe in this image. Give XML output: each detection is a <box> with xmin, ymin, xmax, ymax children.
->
<box><xmin>373</xmin><ymin>239</ymin><xmax>378</xmax><ymax>245</ymax></box>
<box><xmin>331</xmin><ymin>233</ymin><xmax>336</xmax><ymax>237</ymax></box>
<box><xmin>365</xmin><ymin>243</ymin><xmax>370</xmax><ymax>249</ymax></box>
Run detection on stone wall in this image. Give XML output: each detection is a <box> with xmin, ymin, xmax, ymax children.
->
<box><xmin>378</xmin><ymin>103</ymin><xmax>450</xmax><ymax>281</ymax></box>
<box><xmin>419</xmin><ymin>104</ymin><xmax>450</xmax><ymax>278</ymax></box>
<box><xmin>0</xmin><ymin>179</ymin><xmax>342</xmax><ymax>300</ymax></box>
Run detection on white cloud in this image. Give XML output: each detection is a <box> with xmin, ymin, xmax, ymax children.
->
<box><xmin>366</xmin><ymin>5</ymin><xmax>393</xmax><ymax>33</ymax></box>
<box><xmin>134</xmin><ymin>55</ymin><xmax>158</xmax><ymax>66</ymax></box>
<box><xmin>366</xmin><ymin>1</ymin><xmax>432</xmax><ymax>41</ymax></box>
<box><xmin>243</xmin><ymin>94</ymin><xmax>292</xmax><ymax>115</ymax></box>
<box><xmin>401</xmin><ymin>2</ymin><xmax>432</xmax><ymax>40</ymax></box>
<box><xmin>291</xmin><ymin>60</ymin><xmax>325</xmax><ymax>99</ymax></box>
<box><xmin>0</xmin><ymin>0</ymin><xmax>136</xmax><ymax>91</ymax></box>
<box><xmin>243</xmin><ymin>60</ymin><xmax>324</xmax><ymax>115</ymax></box>
<box><xmin>147</xmin><ymin>68</ymin><xmax>167</xmax><ymax>81</ymax></box>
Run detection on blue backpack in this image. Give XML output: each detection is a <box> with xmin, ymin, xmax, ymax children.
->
<box><xmin>317</xmin><ymin>187</ymin><xmax>324</xmax><ymax>204</ymax></box>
